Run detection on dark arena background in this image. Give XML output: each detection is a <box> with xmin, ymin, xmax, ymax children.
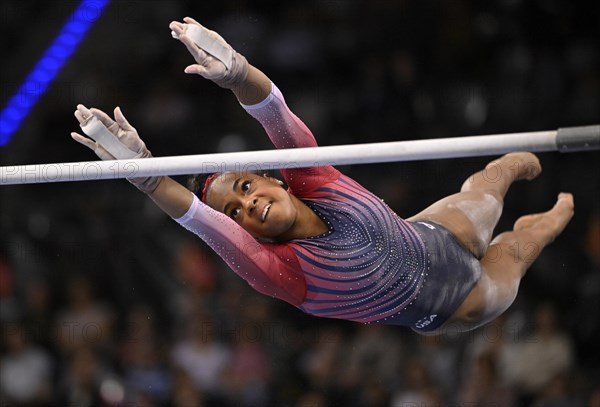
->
<box><xmin>1</xmin><ymin>1</ymin><xmax>599</xmax><ymax>406</ymax></box>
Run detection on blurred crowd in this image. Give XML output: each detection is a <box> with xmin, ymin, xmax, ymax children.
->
<box><xmin>1</xmin><ymin>0</ymin><xmax>599</xmax><ymax>406</ymax></box>
<box><xmin>1</xmin><ymin>234</ymin><xmax>600</xmax><ymax>406</ymax></box>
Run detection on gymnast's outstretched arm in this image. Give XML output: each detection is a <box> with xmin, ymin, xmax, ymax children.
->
<box><xmin>69</xmin><ymin>106</ymin><xmax>306</xmax><ymax>306</ymax></box>
<box><xmin>169</xmin><ymin>17</ymin><xmax>271</xmax><ymax>105</ymax></box>
<box><xmin>70</xmin><ymin>104</ymin><xmax>191</xmax><ymax>217</ymax></box>
<box><xmin>170</xmin><ymin>18</ymin><xmax>341</xmax><ymax>194</ymax></box>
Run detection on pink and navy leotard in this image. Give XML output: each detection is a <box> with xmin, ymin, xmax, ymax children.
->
<box><xmin>175</xmin><ymin>84</ymin><xmax>480</xmax><ymax>331</ymax></box>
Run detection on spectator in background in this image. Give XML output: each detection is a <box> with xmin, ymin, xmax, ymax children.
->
<box><xmin>589</xmin><ymin>384</ymin><xmax>600</xmax><ymax>407</ymax></box>
<box><xmin>415</xmin><ymin>334</ymin><xmax>462</xmax><ymax>400</ymax></box>
<box><xmin>119</xmin><ymin>304</ymin><xmax>171</xmax><ymax>404</ymax></box>
<box><xmin>0</xmin><ymin>322</ymin><xmax>54</xmax><ymax>405</ymax></box>
<box><xmin>22</xmin><ymin>278</ymin><xmax>54</xmax><ymax>351</ymax></box>
<box><xmin>339</xmin><ymin>325</ymin><xmax>404</xmax><ymax>393</ymax></box>
<box><xmin>295</xmin><ymin>391</ymin><xmax>329</xmax><ymax>407</ymax></box>
<box><xmin>221</xmin><ymin>315</ymin><xmax>271</xmax><ymax>406</ymax></box>
<box><xmin>169</xmin><ymin>238</ymin><xmax>223</xmax><ymax>335</ymax></box>
<box><xmin>173</xmin><ymin>239</ymin><xmax>220</xmax><ymax>296</ymax></box>
<box><xmin>122</xmin><ymin>337</ymin><xmax>171</xmax><ymax>405</ymax></box>
<box><xmin>53</xmin><ymin>275</ymin><xmax>115</xmax><ymax>357</ymax></box>
<box><xmin>354</xmin><ymin>379</ymin><xmax>391</xmax><ymax>407</ymax></box>
<box><xmin>0</xmin><ymin>255</ymin><xmax>21</xmax><ymax>324</ymax></box>
<box><xmin>461</xmin><ymin>312</ymin><xmax>523</xmax><ymax>387</ymax></box>
<box><xmin>170</xmin><ymin>312</ymin><xmax>231</xmax><ymax>401</ymax></box>
<box><xmin>511</xmin><ymin>302</ymin><xmax>575</xmax><ymax>403</ymax></box>
<box><xmin>573</xmin><ymin>212</ymin><xmax>600</xmax><ymax>349</ymax></box>
<box><xmin>298</xmin><ymin>326</ymin><xmax>345</xmax><ymax>395</ymax></box>
<box><xmin>389</xmin><ymin>358</ymin><xmax>441</xmax><ymax>407</ymax></box>
<box><xmin>458</xmin><ymin>351</ymin><xmax>517</xmax><ymax>407</ymax></box>
<box><xmin>54</xmin><ymin>344</ymin><xmax>117</xmax><ymax>406</ymax></box>
<box><xmin>170</xmin><ymin>367</ymin><xmax>206</xmax><ymax>407</ymax></box>
<box><xmin>222</xmin><ymin>296</ymin><xmax>273</xmax><ymax>405</ymax></box>
<box><xmin>532</xmin><ymin>372</ymin><xmax>585</xmax><ymax>407</ymax></box>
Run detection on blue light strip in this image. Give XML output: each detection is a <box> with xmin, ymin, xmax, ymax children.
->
<box><xmin>0</xmin><ymin>0</ymin><xmax>111</xmax><ymax>146</ymax></box>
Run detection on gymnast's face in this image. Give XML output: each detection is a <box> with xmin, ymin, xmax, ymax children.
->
<box><xmin>206</xmin><ymin>172</ymin><xmax>297</xmax><ymax>239</ymax></box>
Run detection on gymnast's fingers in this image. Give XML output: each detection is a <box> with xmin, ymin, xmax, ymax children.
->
<box><xmin>89</xmin><ymin>107</ymin><xmax>116</xmax><ymax>129</ymax></box>
<box><xmin>71</xmin><ymin>132</ymin><xmax>116</xmax><ymax>160</ymax></box>
<box><xmin>74</xmin><ymin>110</ymin><xmax>86</xmax><ymax>124</ymax></box>
<box><xmin>184</xmin><ymin>64</ymin><xmax>210</xmax><ymax>76</ymax></box>
<box><xmin>113</xmin><ymin>106</ymin><xmax>135</xmax><ymax>131</ymax></box>
<box><xmin>169</xmin><ymin>21</ymin><xmax>184</xmax><ymax>35</ymax></box>
<box><xmin>183</xmin><ymin>16</ymin><xmax>202</xmax><ymax>27</ymax></box>
<box><xmin>74</xmin><ymin>104</ymin><xmax>93</xmax><ymax>124</ymax></box>
<box><xmin>183</xmin><ymin>16</ymin><xmax>208</xmax><ymax>31</ymax></box>
<box><xmin>182</xmin><ymin>17</ymin><xmax>228</xmax><ymax>44</ymax></box>
<box><xmin>70</xmin><ymin>132</ymin><xmax>96</xmax><ymax>150</ymax></box>
<box><xmin>178</xmin><ymin>33</ymin><xmax>204</xmax><ymax>58</ymax></box>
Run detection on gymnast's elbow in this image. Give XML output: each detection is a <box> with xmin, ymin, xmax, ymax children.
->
<box><xmin>148</xmin><ymin>177</ymin><xmax>195</xmax><ymax>219</ymax></box>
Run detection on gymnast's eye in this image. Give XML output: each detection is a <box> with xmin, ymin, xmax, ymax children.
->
<box><xmin>241</xmin><ymin>181</ymin><xmax>251</xmax><ymax>193</ymax></box>
<box><xmin>231</xmin><ymin>208</ymin><xmax>241</xmax><ymax>219</ymax></box>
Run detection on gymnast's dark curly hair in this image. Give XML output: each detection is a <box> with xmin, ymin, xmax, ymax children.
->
<box><xmin>187</xmin><ymin>173</ymin><xmax>221</xmax><ymax>203</ymax></box>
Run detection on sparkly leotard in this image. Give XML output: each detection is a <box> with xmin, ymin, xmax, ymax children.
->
<box><xmin>176</xmin><ymin>84</ymin><xmax>473</xmax><ymax>329</ymax></box>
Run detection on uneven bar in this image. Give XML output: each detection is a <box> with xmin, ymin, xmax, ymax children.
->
<box><xmin>1</xmin><ymin>126</ymin><xmax>598</xmax><ymax>185</ymax></box>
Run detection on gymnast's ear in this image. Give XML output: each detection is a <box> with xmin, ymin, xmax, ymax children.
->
<box><xmin>262</xmin><ymin>173</ymin><xmax>284</xmax><ymax>186</ymax></box>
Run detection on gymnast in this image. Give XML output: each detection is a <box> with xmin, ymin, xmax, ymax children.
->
<box><xmin>70</xmin><ymin>17</ymin><xmax>574</xmax><ymax>334</ymax></box>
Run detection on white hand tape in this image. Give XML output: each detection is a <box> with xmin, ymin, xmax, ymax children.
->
<box><xmin>171</xmin><ymin>24</ymin><xmax>233</xmax><ymax>70</ymax></box>
<box><xmin>81</xmin><ymin>116</ymin><xmax>139</xmax><ymax>160</ymax></box>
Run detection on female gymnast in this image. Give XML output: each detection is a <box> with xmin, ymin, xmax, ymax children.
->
<box><xmin>70</xmin><ymin>17</ymin><xmax>574</xmax><ymax>334</ymax></box>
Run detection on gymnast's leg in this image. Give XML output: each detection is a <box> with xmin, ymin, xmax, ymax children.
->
<box><xmin>443</xmin><ymin>193</ymin><xmax>574</xmax><ymax>331</ymax></box>
<box><xmin>407</xmin><ymin>152</ymin><xmax>542</xmax><ymax>258</ymax></box>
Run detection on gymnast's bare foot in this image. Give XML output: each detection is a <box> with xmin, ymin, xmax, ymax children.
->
<box><xmin>489</xmin><ymin>152</ymin><xmax>542</xmax><ymax>182</ymax></box>
<box><xmin>513</xmin><ymin>193</ymin><xmax>574</xmax><ymax>243</ymax></box>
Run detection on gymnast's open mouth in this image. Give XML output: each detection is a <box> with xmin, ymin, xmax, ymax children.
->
<box><xmin>260</xmin><ymin>203</ymin><xmax>272</xmax><ymax>222</ymax></box>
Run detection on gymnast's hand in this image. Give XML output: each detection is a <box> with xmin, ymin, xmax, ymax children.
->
<box><xmin>70</xmin><ymin>104</ymin><xmax>162</xmax><ymax>193</ymax></box>
<box><xmin>169</xmin><ymin>17</ymin><xmax>248</xmax><ymax>89</ymax></box>
<box><xmin>71</xmin><ymin>104</ymin><xmax>149</xmax><ymax>160</ymax></box>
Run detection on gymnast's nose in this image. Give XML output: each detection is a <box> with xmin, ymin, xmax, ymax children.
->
<box><xmin>244</xmin><ymin>197</ymin><xmax>257</xmax><ymax>214</ymax></box>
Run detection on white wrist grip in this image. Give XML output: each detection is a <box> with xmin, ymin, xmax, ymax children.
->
<box><xmin>171</xmin><ymin>25</ymin><xmax>233</xmax><ymax>70</ymax></box>
<box><xmin>80</xmin><ymin>116</ymin><xmax>139</xmax><ymax>159</ymax></box>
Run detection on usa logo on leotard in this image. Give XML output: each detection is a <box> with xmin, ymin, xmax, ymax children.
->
<box><xmin>415</xmin><ymin>314</ymin><xmax>438</xmax><ymax>329</ymax></box>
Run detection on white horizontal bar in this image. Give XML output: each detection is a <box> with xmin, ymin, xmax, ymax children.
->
<box><xmin>0</xmin><ymin>130</ymin><xmax>560</xmax><ymax>185</ymax></box>
<box><xmin>0</xmin><ymin>129</ymin><xmax>592</xmax><ymax>186</ymax></box>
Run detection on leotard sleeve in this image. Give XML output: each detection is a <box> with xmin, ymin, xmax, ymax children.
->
<box><xmin>174</xmin><ymin>194</ymin><xmax>306</xmax><ymax>305</ymax></box>
<box><xmin>241</xmin><ymin>83</ymin><xmax>341</xmax><ymax>197</ymax></box>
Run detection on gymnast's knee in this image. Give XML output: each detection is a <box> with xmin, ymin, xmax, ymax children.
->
<box><xmin>479</xmin><ymin>189</ymin><xmax>504</xmax><ymax>207</ymax></box>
